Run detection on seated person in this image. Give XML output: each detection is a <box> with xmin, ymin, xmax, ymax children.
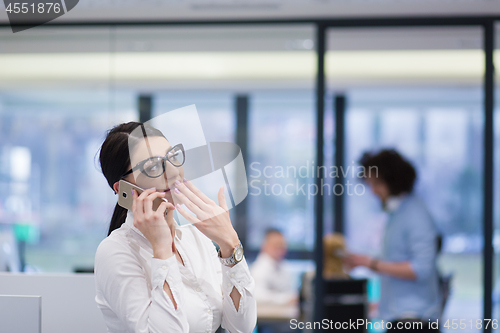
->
<box><xmin>250</xmin><ymin>228</ymin><xmax>298</xmax><ymax>305</ymax></box>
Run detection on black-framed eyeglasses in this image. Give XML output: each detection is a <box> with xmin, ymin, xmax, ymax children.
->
<box><xmin>122</xmin><ymin>143</ymin><xmax>185</xmax><ymax>179</ymax></box>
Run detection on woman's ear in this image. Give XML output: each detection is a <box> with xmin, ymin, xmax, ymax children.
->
<box><xmin>113</xmin><ymin>181</ymin><xmax>120</xmax><ymax>194</ymax></box>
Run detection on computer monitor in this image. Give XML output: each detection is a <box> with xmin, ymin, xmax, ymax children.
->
<box><xmin>0</xmin><ymin>273</ymin><xmax>107</xmax><ymax>333</ymax></box>
<box><xmin>0</xmin><ymin>295</ymin><xmax>41</xmax><ymax>333</ymax></box>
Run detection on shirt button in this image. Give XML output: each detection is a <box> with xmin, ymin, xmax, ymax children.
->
<box><xmin>230</xmin><ymin>273</ymin><xmax>235</xmax><ymax>277</ymax></box>
<box><xmin>162</xmin><ymin>265</ymin><xmax>167</xmax><ymax>270</ymax></box>
<box><xmin>196</xmin><ymin>287</ymin><xmax>201</xmax><ymax>292</ymax></box>
<box><xmin>207</xmin><ymin>308</ymin><xmax>211</xmax><ymax>313</ymax></box>
<box><xmin>227</xmin><ymin>282</ymin><xmax>231</xmax><ymax>287</ymax></box>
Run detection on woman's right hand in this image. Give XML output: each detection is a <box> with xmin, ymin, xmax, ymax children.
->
<box><xmin>132</xmin><ymin>188</ymin><xmax>176</xmax><ymax>259</ymax></box>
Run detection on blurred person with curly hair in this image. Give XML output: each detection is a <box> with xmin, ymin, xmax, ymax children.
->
<box><xmin>344</xmin><ymin>149</ymin><xmax>441</xmax><ymax>329</ymax></box>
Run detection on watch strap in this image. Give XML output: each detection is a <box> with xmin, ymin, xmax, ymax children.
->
<box><xmin>218</xmin><ymin>241</ymin><xmax>243</xmax><ymax>266</ymax></box>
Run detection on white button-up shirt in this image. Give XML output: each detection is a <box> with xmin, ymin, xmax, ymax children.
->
<box><xmin>94</xmin><ymin>211</ymin><xmax>257</xmax><ymax>333</ymax></box>
<box><xmin>250</xmin><ymin>252</ymin><xmax>297</xmax><ymax>305</ymax></box>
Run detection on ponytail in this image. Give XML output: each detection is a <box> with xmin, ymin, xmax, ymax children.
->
<box><xmin>108</xmin><ymin>203</ymin><xmax>128</xmax><ymax>236</ymax></box>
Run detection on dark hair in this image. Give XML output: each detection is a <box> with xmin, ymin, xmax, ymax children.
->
<box><xmin>359</xmin><ymin>149</ymin><xmax>417</xmax><ymax>195</ymax></box>
<box><xmin>98</xmin><ymin>122</ymin><xmax>166</xmax><ymax>236</ymax></box>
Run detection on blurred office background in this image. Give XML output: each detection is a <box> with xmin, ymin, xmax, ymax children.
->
<box><xmin>0</xmin><ymin>2</ymin><xmax>500</xmax><ymax>332</ymax></box>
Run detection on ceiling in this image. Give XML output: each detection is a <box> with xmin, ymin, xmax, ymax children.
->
<box><xmin>1</xmin><ymin>0</ymin><xmax>500</xmax><ymax>23</ymax></box>
<box><xmin>0</xmin><ymin>3</ymin><xmax>498</xmax><ymax>90</ymax></box>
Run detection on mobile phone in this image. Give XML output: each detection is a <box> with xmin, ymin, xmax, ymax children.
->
<box><xmin>117</xmin><ymin>179</ymin><xmax>170</xmax><ymax>215</ymax></box>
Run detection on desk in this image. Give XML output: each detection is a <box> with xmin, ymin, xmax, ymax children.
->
<box><xmin>256</xmin><ymin>302</ymin><xmax>299</xmax><ymax>322</ymax></box>
<box><xmin>256</xmin><ymin>303</ymin><xmax>298</xmax><ymax>333</ymax></box>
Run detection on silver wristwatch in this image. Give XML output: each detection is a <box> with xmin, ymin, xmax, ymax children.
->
<box><xmin>218</xmin><ymin>241</ymin><xmax>244</xmax><ymax>266</ymax></box>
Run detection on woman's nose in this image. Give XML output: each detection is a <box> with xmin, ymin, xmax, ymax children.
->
<box><xmin>164</xmin><ymin>167</ymin><xmax>180</xmax><ymax>183</ymax></box>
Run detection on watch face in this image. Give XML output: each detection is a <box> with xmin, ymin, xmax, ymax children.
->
<box><xmin>234</xmin><ymin>248</ymin><xmax>244</xmax><ymax>262</ymax></box>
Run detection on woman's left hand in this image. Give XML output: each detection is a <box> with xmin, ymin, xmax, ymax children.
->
<box><xmin>172</xmin><ymin>179</ymin><xmax>240</xmax><ymax>257</ymax></box>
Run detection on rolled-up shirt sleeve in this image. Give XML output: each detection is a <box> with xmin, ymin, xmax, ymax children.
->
<box><xmin>95</xmin><ymin>239</ymin><xmax>189</xmax><ymax>333</ymax></box>
<box><xmin>206</xmin><ymin>239</ymin><xmax>257</xmax><ymax>333</ymax></box>
<box><xmin>407</xmin><ymin>211</ymin><xmax>438</xmax><ymax>282</ymax></box>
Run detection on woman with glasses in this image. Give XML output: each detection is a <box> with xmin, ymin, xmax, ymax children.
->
<box><xmin>94</xmin><ymin>122</ymin><xmax>256</xmax><ymax>333</ymax></box>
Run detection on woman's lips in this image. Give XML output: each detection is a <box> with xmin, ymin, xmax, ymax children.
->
<box><xmin>162</xmin><ymin>179</ymin><xmax>186</xmax><ymax>193</ymax></box>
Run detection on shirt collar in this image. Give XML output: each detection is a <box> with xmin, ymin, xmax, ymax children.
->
<box><xmin>260</xmin><ymin>252</ymin><xmax>281</xmax><ymax>264</ymax></box>
<box><xmin>124</xmin><ymin>210</ymin><xmax>183</xmax><ymax>241</ymax></box>
<box><xmin>383</xmin><ymin>194</ymin><xmax>407</xmax><ymax>213</ymax></box>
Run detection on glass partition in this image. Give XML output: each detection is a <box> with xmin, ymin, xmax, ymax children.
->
<box><xmin>0</xmin><ymin>24</ymin><xmax>316</xmax><ymax>274</ymax></box>
<box><xmin>0</xmin><ymin>23</ymin><xmax>494</xmax><ymax>331</ymax></box>
<box><xmin>327</xmin><ymin>26</ymin><xmax>484</xmax><ymax>330</ymax></box>
<box><xmin>247</xmin><ymin>90</ymin><xmax>316</xmax><ymax>253</ymax></box>
<box><xmin>0</xmin><ymin>26</ymin><xmax>134</xmax><ymax>272</ymax></box>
